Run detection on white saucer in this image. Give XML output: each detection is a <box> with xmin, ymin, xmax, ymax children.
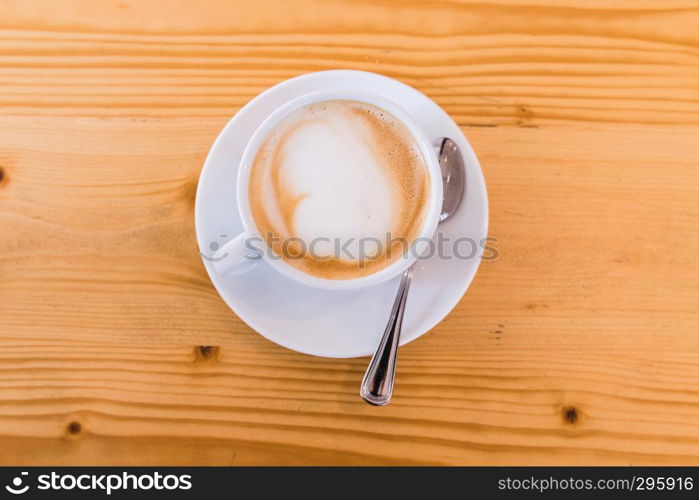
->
<box><xmin>195</xmin><ymin>70</ymin><xmax>488</xmax><ymax>358</ymax></box>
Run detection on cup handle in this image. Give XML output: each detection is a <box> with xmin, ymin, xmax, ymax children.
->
<box><xmin>209</xmin><ymin>232</ymin><xmax>261</xmax><ymax>276</ymax></box>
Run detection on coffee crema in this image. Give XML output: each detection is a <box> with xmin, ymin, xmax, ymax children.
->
<box><xmin>248</xmin><ymin>99</ymin><xmax>430</xmax><ymax>279</ymax></box>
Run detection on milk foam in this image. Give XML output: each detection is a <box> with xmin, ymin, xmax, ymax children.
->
<box><xmin>249</xmin><ymin>100</ymin><xmax>429</xmax><ymax>279</ymax></box>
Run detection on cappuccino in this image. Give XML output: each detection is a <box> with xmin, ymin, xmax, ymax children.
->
<box><xmin>249</xmin><ymin>99</ymin><xmax>430</xmax><ymax>279</ymax></box>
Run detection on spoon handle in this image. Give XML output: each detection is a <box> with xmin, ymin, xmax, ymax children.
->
<box><xmin>360</xmin><ymin>264</ymin><xmax>415</xmax><ymax>406</ymax></box>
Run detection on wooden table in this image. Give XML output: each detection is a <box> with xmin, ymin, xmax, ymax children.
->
<box><xmin>1</xmin><ymin>0</ymin><xmax>698</xmax><ymax>465</ymax></box>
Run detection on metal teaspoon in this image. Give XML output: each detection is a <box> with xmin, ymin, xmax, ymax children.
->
<box><xmin>360</xmin><ymin>137</ymin><xmax>466</xmax><ymax>406</ymax></box>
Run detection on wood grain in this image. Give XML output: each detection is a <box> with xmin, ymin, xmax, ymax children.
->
<box><xmin>1</xmin><ymin>0</ymin><xmax>698</xmax><ymax>465</ymax></box>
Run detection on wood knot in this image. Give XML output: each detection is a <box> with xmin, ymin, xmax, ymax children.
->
<box><xmin>0</xmin><ymin>167</ymin><xmax>6</xmax><ymax>187</ymax></box>
<box><xmin>515</xmin><ymin>105</ymin><xmax>537</xmax><ymax>128</ymax></box>
<box><xmin>562</xmin><ymin>406</ymin><xmax>581</xmax><ymax>425</ymax></box>
<box><xmin>195</xmin><ymin>345</ymin><xmax>221</xmax><ymax>362</ymax></box>
<box><xmin>67</xmin><ymin>421</ymin><xmax>82</xmax><ymax>435</ymax></box>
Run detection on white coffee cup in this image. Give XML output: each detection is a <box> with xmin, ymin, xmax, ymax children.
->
<box><xmin>211</xmin><ymin>89</ymin><xmax>443</xmax><ymax>291</ymax></box>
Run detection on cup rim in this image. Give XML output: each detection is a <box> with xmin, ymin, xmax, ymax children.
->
<box><xmin>236</xmin><ymin>89</ymin><xmax>443</xmax><ymax>291</ymax></box>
